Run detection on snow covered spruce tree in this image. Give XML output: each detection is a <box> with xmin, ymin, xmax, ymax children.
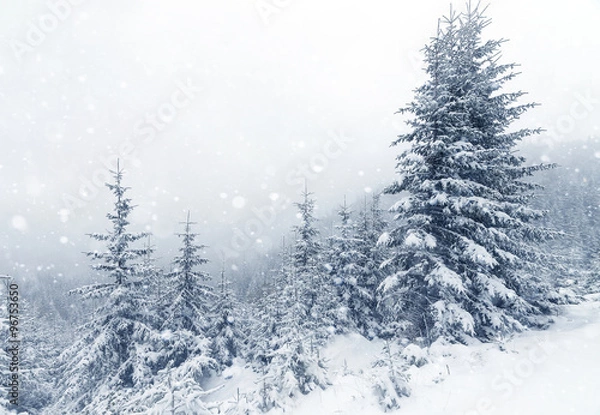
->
<box><xmin>139</xmin><ymin>236</ymin><xmax>164</xmax><ymax>304</ymax></box>
<box><xmin>326</xmin><ymin>198</ymin><xmax>375</xmax><ymax>334</ymax></box>
<box><xmin>248</xmin><ymin>239</ymin><xmax>292</xmax><ymax>368</ymax></box>
<box><xmin>354</xmin><ymin>194</ymin><xmax>389</xmax><ymax>338</ymax></box>
<box><xmin>209</xmin><ymin>262</ymin><xmax>242</xmax><ymax>369</ymax></box>
<box><xmin>18</xmin><ymin>300</ymin><xmax>57</xmax><ymax>414</ymax></box>
<box><xmin>256</xmin><ymin>191</ymin><xmax>330</xmax><ymax>411</ymax></box>
<box><xmin>52</xmin><ymin>161</ymin><xmax>161</xmax><ymax>413</ymax></box>
<box><xmin>292</xmin><ymin>187</ymin><xmax>335</xmax><ymax>340</ymax></box>
<box><xmin>121</xmin><ymin>212</ymin><xmax>217</xmax><ymax>414</ymax></box>
<box><xmin>379</xmin><ymin>5</ymin><xmax>557</xmax><ymax>344</ymax></box>
<box><xmin>161</xmin><ymin>212</ymin><xmax>214</xmax><ymax>335</ymax></box>
<box><xmin>371</xmin><ymin>340</ymin><xmax>410</xmax><ymax>412</ymax></box>
<box><xmin>128</xmin><ymin>211</ymin><xmax>218</xmax><ymax>413</ymax></box>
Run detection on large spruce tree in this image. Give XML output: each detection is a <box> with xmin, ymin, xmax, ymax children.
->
<box><xmin>52</xmin><ymin>161</ymin><xmax>160</xmax><ymax>413</ymax></box>
<box><xmin>379</xmin><ymin>5</ymin><xmax>557</xmax><ymax>344</ymax></box>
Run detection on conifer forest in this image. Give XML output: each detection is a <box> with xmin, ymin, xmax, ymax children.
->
<box><xmin>1</xmin><ymin>1</ymin><xmax>599</xmax><ymax>414</ymax></box>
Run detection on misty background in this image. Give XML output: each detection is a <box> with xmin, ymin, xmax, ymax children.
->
<box><xmin>0</xmin><ymin>0</ymin><xmax>598</xmax><ymax>299</ymax></box>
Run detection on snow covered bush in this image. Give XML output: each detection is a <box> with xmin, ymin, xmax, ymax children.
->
<box><xmin>371</xmin><ymin>341</ymin><xmax>410</xmax><ymax>412</ymax></box>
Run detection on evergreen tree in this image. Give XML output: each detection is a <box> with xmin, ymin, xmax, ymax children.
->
<box><xmin>162</xmin><ymin>211</ymin><xmax>214</xmax><ymax>334</ymax></box>
<box><xmin>121</xmin><ymin>212</ymin><xmax>217</xmax><ymax>413</ymax></box>
<box><xmin>361</xmin><ymin>194</ymin><xmax>394</xmax><ymax>337</ymax></box>
<box><xmin>52</xmin><ymin>161</ymin><xmax>161</xmax><ymax>413</ymax></box>
<box><xmin>85</xmin><ymin>160</ymin><xmax>149</xmax><ymax>286</ymax></box>
<box><xmin>371</xmin><ymin>341</ymin><xmax>410</xmax><ymax>412</ymax></box>
<box><xmin>255</xmin><ymin>193</ymin><xmax>331</xmax><ymax>411</ymax></box>
<box><xmin>209</xmin><ymin>262</ymin><xmax>242</xmax><ymax>368</ymax></box>
<box><xmin>140</xmin><ymin>236</ymin><xmax>164</xmax><ymax>308</ymax></box>
<box><xmin>258</xmin><ymin>266</ymin><xmax>329</xmax><ymax>412</ymax></box>
<box><xmin>291</xmin><ymin>188</ymin><xmax>334</xmax><ymax>340</ymax></box>
<box><xmin>248</xmin><ymin>239</ymin><xmax>292</xmax><ymax>369</ymax></box>
<box><xmin>18</xmin><ymin>299</ymin><xmax>56</xmax><ymax>414</ymax></box>
<box><xmin>159</xmin><ymin>211</ymin><xmax>215</xmax><ymax>371</ymax></box>
<box><xmin>326</xmin><ymin>198</ymin><xmax>374</xmax><ymax>334</ymax></box>
<box><xmin>380</xmin><ymin>5</ymin><xmax>557</xmax><ymax>344</ymax></box>
<box><xmin>120</xmin><ymin>358</ymin><xmax>217</xmax><ymax>415</ymax></box>
<box><xmin>369</xmin><ymin>193</ymin><xmax>388</xmax><ymax>239</ymax></box>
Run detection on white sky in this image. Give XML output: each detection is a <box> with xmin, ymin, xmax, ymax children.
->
<box><xmin>0</xmin><ymin>0</ymin><xmax>599</xmax><ymax>283</ymax></box>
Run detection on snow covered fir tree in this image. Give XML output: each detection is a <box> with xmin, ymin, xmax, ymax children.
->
<box><xmin>159</xmin><ymin>211</ymin><xmax>214</xmax><ymax>369</ymax></box>
<box><xmin>378</xmin><ymin>4</ymin><xmax>560</xmax><ymax>344</ymax></box>
<box><xmin>248</xmin><ymin>188</ymin><xmax>331</xmax><ymax>412</ymax></box>
<box><xmin>50</xmin><ymin>167</ymin><xmax>222</xmax><ymax>414</ymax></box>
<box><xmin>123</xmin><ymin>211</ymin><xmax>218</xmax><ymax>414</ymax></box>
<box><xmin>6</xmin><ymin>3</ymin><xmax>600</xmax><ymax>415</ymax></box>
<box><xmin>209</xmin><ymin>263</ymin><xmax>242</xmax><ymax>369</ymax></box>
<box><xmin>50</xmin><ymin>161</ymin><xmax>161</xmax><ymax>413</ymax></box>
<box><xmin>326</xmin><ymin>197</ymin><xmax>380</xmax><ymax>336</ymax></box>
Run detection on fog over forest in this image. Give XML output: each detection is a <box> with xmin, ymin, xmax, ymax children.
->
<box><xmin>1</xmin><ymin>0</ymin><xmax>598</xmax><ymax>289</ymax></box>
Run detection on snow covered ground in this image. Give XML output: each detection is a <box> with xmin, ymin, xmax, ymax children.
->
<box><xmin>208</xmin><ymin>295</ymin><xmax>600</xmax><ymax>414</ymax></box>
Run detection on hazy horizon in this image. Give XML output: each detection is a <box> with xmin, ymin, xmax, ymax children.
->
<box><xmin>1</xmin><ymin>0</ymin><xmax>598</xmax><ymax>287</ymax></box>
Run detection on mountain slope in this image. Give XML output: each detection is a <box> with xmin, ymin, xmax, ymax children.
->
<box><xmin>209</xmin><ymin>295</ymin><xmax>600</xmax><ymax>415</ymax></box>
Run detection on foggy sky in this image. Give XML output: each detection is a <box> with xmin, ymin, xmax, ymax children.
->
<box><xmin>1</xmin><ymin>0</ymin><xmax>598</xmax><ymax>284</ymax></box>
